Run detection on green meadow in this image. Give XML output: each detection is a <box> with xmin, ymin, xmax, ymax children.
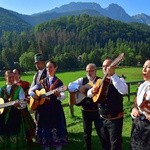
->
<box><xmin>0</xmin><ymin>67</ymin><xmax>143</xmax><ymax>150</ymax></box>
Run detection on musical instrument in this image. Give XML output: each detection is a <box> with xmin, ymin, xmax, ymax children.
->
<box><xmin>29</xmin><ymin>85</ymin><xmax>67</xmax><ymax>110</ymax></box>
<box><xmin>0</xmin><ymin>98</ymin><xmax>27</xmax><ymax>114</ymax></box>
<box><xmin>139</xmin><ymin>100</ymin><xmax>150</xmax><ymax>118</ymax></box>
<box><xmin>92</xmin><ymin>53</ymin><xmax>125</xmax><ymax>103</ymax></box>
<box><xmin>69</xmin><ymin>83</ymin><xmax>93</xmax><ymax>105</ymax></box>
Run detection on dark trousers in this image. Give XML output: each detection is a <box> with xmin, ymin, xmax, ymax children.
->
<box><xmin>100</xmin><ymin>117</ymin><xmax>123</xmax><ymax>150</ymax></box>
<box><xmin>82</xmin><ymin>110</ymin><xmax>102</xmax><ymax>150</ymax></box>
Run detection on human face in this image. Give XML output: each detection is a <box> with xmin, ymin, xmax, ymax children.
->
<box><xmin>35</xmin><ymin>61</ymin><xmax>45</xmax><ymax>70</ymax></box>
<box><xmin>142</xmin><ymin>60</ymin><xmax>150</xmax><ymax>81</ymax></box>
<box><xmin>5</xmin><ymin>72</ymin><xmax>14</xmax><ymax>85</ymax></box>
<box><xmin>102</xmin><ymin>59</ymin><xmax>112</xmax><ymax>75</ymax></box>
<box><xmin>46</xmin><ymin>62</ymin><xmax>57</xmax><ymax>77</ymax></box>
<box><xmin>13</xmin><ymin>69</ymin><xmax>20</xmax><ymax>82</ymax></box>
<box><xmin>86</xmin><ymin>64</ymin><xmax>96</xmax><ymax>81</ymax></box>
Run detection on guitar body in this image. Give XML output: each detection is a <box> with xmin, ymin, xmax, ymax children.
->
<box><xmin>0</xmin><ymin>98</ymin><xmax>4</xmax><ymax>114</ymax></box>
<box><xmin>29</xmin><ymin>88</ymin><xmax>46</xmax><ymax>110</ymax></box>
<box><xmin>92</xmin><ymin>78</ymin><xmax>110</xmax><ymax>103</ymax></box>
<box><xmin>69</xmin><ymin>91</ymin><xmax>86</xmax><ymax>105</ymax></box>
<box><xmin>29</xmin><ymin>85</ymin><xmax>67</xmax><ymax>110</ymax></box>
<box><xmin>69</xmin><ymin>82</ymin><xmax>93</xmax><ymax>105</ymax></box>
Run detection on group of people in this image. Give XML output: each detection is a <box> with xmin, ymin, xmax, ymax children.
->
<box><xmin>0</xmin><ymin>53</ymin><xmax>149</xmax><ymax>150</ymax></box>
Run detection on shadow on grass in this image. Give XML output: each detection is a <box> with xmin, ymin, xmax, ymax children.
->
<box><xmin>27</xmin><ymin>135</ymin><xmax>131</xmax><ymax>150</ymax></box>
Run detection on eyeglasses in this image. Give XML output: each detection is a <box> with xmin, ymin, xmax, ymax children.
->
<box><xmin>102</xmin><ymin>65</ymin><xmax>109</xmax><ymax>68</ymax></box>
<box><xmin>86</xmin><ymin>70</ymin><xmax>95</xmax><ymax>73</ymax></box>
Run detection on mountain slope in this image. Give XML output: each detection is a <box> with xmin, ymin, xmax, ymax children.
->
<box><xmin>0</xmin><ymin>7</ymin><xmax>32</xmax><ymax>33</ymax></box>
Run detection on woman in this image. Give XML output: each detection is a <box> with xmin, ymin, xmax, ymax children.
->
<box><xmin>13</xmin><ymin>69</ymin><xmax>36</xmax><ymax>144</ymax></box>
<box><xmin>0</xmin><ymin>70</ymin><xmax>27</xmax><ymax>149</ymax></box>
<box><xmin>28</xmin><ymin>60</ymin><xmax>68</xmax><ymax>150</ymax></box>
<box><xmin>130</xmin><ymin>60</ymin><xmax>150</xmax><ymax>150</ymax></box>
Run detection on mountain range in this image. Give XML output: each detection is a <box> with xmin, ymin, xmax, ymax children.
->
<box><xmin>0</xmin><ymin>2</ymin><xmax>150</xmax><ymax>32</ymax></box>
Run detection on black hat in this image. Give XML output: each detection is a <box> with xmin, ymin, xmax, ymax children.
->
<box><xmin>34</xmin><ymin>53</ymin><xmax>45</xmax><ymax>63</ymax></box>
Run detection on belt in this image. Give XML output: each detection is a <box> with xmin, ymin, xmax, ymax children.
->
<box><xmin>82</xmin><ymin>109</ymin><xmax>98</xmax><ymax>112</ymax></box>
<box><xmin>100</xmin><ymin>112</ymin><xmax>125</xmax><ymax>120</ymax></box>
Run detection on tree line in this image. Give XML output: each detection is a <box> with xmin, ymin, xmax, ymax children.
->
<box><xmin>0</xmin><ymin>14</ymin><xmax>150</xmax><ymax>71</ymax></box>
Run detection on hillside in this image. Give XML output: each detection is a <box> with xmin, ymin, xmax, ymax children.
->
<box><xmin>0</xmin><ymin>7</ymin><xmax>32</xmax><ymax>34</ymax></box>
<box><xmin>0</xmin><ymin>2</ymin><xmax>150</xmax><ymax>31</ymax></box>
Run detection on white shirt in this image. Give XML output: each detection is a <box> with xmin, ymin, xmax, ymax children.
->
<box><xmin>29</xmin><ymin>76</ymin><xmax>65</xmax><ymax>101</ymax></box>
<box><xmin>87</xmin><ymin>74</ymin><xmax>128</xmax><ymax>97</ymax></box>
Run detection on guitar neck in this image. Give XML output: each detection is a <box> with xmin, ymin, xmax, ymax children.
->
<box><xmin>44</xmin><ymin>90</ymin><xmax>54</xmax><ymax>97</ymax></box>
<box><xmin>43</xmin><ymin>85</ymin><xmax>66</xmax><ymax>97</ymax></box>
<box><xmin>0</xmin><ymin>101</ymin><xmax>16</xmax><ymax>109</ymax></box>
<box><xmin>98</xmin><ymin>73</ymin><xmax>107</xmax><ymax>87</ymax></box>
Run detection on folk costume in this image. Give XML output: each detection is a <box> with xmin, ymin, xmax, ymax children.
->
<box><xmin>15</xmin><ymin>80</ymin><xmax>36</xmax><ymax>144</ymax></box>
<box><xmin>88</xmin><ymin>74</ymin><xmax>128</xmax><ymax>150</ymax></box>
<box><xmin>68</xmin><ymin>76</ymin><xmax>102</xmax><ymax>150</ymax></box>
<box><xmin>29</xmin><ymin>76</ymin><xmax>68</xmax><ymax>149</ymax></box>
<box><xmin>0</xmin><ymin>84</ymin><xmax>27</xmax><ymax>150</ymax></box>
<box><xmin>131</xmin><ymin>81</ymin><xmax>150</xmax><ymax>150</ymax></box>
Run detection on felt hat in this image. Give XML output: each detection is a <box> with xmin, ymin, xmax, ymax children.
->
<box><xmin>34</xmin><ymin>53</ymin><xmax>45</xmax><ymax>63</ymax></box>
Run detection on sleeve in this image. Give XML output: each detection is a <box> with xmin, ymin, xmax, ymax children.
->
<box><xmin>18</xmin><ymin>87</ymin><xmax>27</xmax><ymax>109</ymax></box>
<box><xmin>29</xmin><ymin>74</ymin><xmax>36</xmax><ymax>89</ymax></box>
<box><xmin>19</xmin><ymin>87</ymin><xmax>25</xmax><ymax>100</ymax></box>
<box><xmin>68</xmin><ymin>77</ymin><xmax>83</xmax><ymax>92</ymax></box>
<box><xmin>28</xmin><ymin>83</ymin><xmax>42</xmax><ymax>97</ymax></box>
<box><xmin>111</xmin><ymin>74</ymin><xmax>128</xmax><ymax>95</ymax></box>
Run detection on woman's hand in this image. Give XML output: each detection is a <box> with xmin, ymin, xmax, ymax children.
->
<box><xmin>131</xmin><ymin>107</ymin><xmax>140</xmax><ymax>117</ymax></box>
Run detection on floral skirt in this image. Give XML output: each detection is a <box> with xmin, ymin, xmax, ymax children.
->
<box><xmin>0</xmin><ymin>119</ymin><xmax>26</xmax><ymax>150</ymax></box>
<box><xmin>130</xmin><ymin>118</ymin><xmax>150</xmax><ymax>150</ymax></box>
<box><xmin>36</xmin><ymin>127</ymin><xmax>68</xmax><ymax>147</ymax></box>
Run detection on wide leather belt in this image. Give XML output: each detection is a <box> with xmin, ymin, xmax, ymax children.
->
<box><xmin>100</xmin><ymin>112</ymin><xmax>124</xmax><ymax>120</ymax></box>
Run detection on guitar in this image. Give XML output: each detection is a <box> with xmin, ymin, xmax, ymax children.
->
<box><xmin>92</xmin><ymin>53</ymin><xmax>125</xmax><ymax>103</ymax></box>
<box><xmin>69</xmin><ymin>83</ymin><xmax>94</xmax><ymax>105</ymax></box>
<box><xmin>29</xmin><ymin>85</ymin><xmax>67</xmax><ymax>110</ymax></box>
<box><xmin>0</xmin><ymin>98</ymin><xmax>27</xmax><ymax>114</ymax></box>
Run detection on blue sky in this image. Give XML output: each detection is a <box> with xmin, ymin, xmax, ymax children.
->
<box><xmin>0</xmin><ymin>0</ymin><xmax>150</xmax><ymax>16</ymax></box>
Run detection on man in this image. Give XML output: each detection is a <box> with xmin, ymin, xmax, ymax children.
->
<box><xmin>68</xmin><ymin>63</ymin><xmax>102</xmax><ymax>150</ymax></box>
<box><xmin>30</xmin><ymin>53</ymin><xmax>47</xmax><ymax>89</ymax></box>
<box><xmin>88</xmin><ymin>59</ymin><xmax>128</xmax><ymax>150</ymax></box>
<box><xmin>0</xmin><ymin>70</ymin><xmax>27</xmax><ymax>149</ymax></box>
<box><xmin>29</xmin><ymin>53</ymin><xmax>47</xmax><ymax>123</ymax></box>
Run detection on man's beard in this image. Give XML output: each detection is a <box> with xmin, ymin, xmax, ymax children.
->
<box><xmin>87</xmin><ymin>75</ymin><xmax>95</xmax><ymax>81</ymax></box>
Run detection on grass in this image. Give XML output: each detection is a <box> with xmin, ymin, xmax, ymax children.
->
<box><xmin>0</xmin><ymin>67</ymin><xmax>143</xmax><ymax>149</ymax></box>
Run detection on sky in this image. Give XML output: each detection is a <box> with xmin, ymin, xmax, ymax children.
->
<box><xmin>0</xmin><ymin>0</ymin><xmax>150</xmax><ymax>16</ymax></box>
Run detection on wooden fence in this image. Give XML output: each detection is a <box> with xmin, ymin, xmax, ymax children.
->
<box><xmin>125</xmin><ymin>80</ymin><xmax>143</xmax><ymax>101</ymax></box>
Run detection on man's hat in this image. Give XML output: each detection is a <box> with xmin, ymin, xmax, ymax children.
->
<box><xmin>34</xmin><ymin>53</ymin><xmax>45</xmax><ymax>63</ymax></box>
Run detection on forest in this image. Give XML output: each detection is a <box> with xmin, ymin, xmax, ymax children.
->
<box><xmin>0</xmin><ymin>14</ymin><xmax>150</xmax><ymax>71</ymax></box>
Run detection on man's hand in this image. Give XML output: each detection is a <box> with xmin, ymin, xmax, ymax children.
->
<box><xmin>107</xmin><ymin>66</ymin><xmax>115</xmax><ymax>77</ymax></box>
<box><xmin>91</xmin><ymin>85</ymin><xmax>99</xmax><ymax>95</ymax></box>
<box><xmin>79</xmin><ymin>85</ymin><xmax>86</xmax><ymax>94</ymax></box>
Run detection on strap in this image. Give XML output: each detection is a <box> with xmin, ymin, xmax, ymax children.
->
<box><xmin>100</xmin><ymin>112</ymin><xmax>125</xmax><ymax>120</ymax></box>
